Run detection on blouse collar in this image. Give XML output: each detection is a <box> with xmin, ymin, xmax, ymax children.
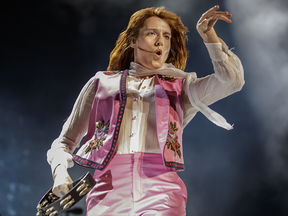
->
<box><xmin>129</xmin><ymin>62</ymin><xmax>192</xmax><ymax>79</ymax></box>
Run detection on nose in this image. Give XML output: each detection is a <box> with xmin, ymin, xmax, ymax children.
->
<box><xmin>155</xmin><ymin>37</ymin><xmax>164</xmax><ymax>47</ymax></box>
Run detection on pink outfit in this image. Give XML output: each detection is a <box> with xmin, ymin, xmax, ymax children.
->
<box><xmin>86</xmin><ymin>153</ymin><xmax>187</xmax><ymax>216</ymax></box>
<box><xmin>73</xmin><ymin>70</ymin><xmax>188</xmax><ymax>215</ymax></box>
<box><xmin>74</xmin><ymin>70</ymin><xmax>185</xmax><ymax>171</ymax></box>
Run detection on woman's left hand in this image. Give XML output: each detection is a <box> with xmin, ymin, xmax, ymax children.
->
<box><xmin>197</xmin><ymin>5</ymin><xmax>232</xmax><ymax>43</ymax></box>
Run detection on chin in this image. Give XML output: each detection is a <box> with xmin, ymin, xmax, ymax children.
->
<box><xmin>138</xmin><ymin>60</ymin><xmax>165</xmax><ymax>70</ymax></box>
<box><xmin>150</xmin><ymin>62</ymin><xmax>164</xmax><ymax>70</ymax></box>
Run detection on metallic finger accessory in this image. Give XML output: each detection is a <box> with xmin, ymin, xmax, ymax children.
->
<box><xmin>36</xmin><ymin>172</ymin><xmax>96</xmax><ymax>216</ymax></box>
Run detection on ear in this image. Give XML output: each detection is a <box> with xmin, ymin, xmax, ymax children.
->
<box><xmin>130</xmin><ymin>38</ymin><xmax>136</xmax><ymax>48</ymax></box>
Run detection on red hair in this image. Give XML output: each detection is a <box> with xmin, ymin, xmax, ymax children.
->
<box><xmin>107</xmin><ymin>6</ymin><xmax>188</xmax><ymax>71</ymax></box>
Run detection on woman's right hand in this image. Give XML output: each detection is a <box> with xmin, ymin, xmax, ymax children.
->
<box><xmin>52</xmin><ymin>164</ymin><xmax>73</xmax><ymax>198</ymax></box>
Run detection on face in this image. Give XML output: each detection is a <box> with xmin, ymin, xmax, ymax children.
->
<box><xmin>132</xmin><ymin>16</ymin><xmax>171</xmax><ymax>70</ymax></box>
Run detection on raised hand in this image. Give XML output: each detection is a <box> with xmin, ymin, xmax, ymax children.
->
<box><xmin>197</xmin><ymin>5</ymin><xmax>232</xmax><ymax>43</ymax></box>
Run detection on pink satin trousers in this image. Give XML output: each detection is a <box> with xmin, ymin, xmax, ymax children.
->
<box><xmin>86</xmin><ymin>153</ymin><xmax>187</xmax><ymax>216</ymax></box>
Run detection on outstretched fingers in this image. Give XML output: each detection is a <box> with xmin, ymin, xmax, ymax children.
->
<box><xmin>210</xmin><ymin>12</ymin><xmax>232</xmax><ymax>23</ymax></box>
<box><xmin>199</xmin><ymin>5</ymin><xmax>232</xmax><ymax>24</ymax></box>
<box><xmin>199</xmin><ymin>5</ymin><xmax>219</xmax><ymax>22</ymax></box>
<box><xmin>197</xmin><ymin>5</ymin><xmax>232</xmax><ymax>34</ymax></box>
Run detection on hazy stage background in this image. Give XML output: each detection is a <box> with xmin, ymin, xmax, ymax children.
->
<box><xmin>1</xmin><ymin>0</ymin><xmax>288</xmax><ymax>215</ymax></box>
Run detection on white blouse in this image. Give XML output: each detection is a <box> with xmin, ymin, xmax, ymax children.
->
<box><xmin>47</xmin><ymin>41</ymin><xmax>244</xmax><ymax>172</ymax></box>
<box><xmin>116</xmin><ymin>75</ymin><xmax>161</xmax><ymax>154</ymax></box>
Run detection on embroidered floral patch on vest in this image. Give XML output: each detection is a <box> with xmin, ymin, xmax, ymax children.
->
<box><xmin>104</xmin><ymin>71</ymin><xmax>121</xmax><ymax>75</ymax></box>
<box><xmin>158</xmin><ymin>75</ymin><xmax>178</xmax><ymax>82</ymax></box>
<box><xmin>85</xmin><ymin>120</ymin><xmax>110</xmax><ymax>154</ymax></box>
<box><xmin>166</xmin><ymin>122</ymin><xmax>182</xmax><ymax>158</ymax></box>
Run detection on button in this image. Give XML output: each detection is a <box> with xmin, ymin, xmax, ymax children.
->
<box><xmin>130</xmin><ymin>133</ymin><xmax>136</xmax><ymax>137</ymax></box>
<box><xmin>142</xmin><ymin>86</ymin><xmax>146</xmax><ymax>89</ymax></box>
<box><xmin>132</xmin><ymin>116</ymin><xmax>137</xmax><ymax>120</ymax></box>
<box><xmin>133</xmin><ymin>98</ymin><xmax>138</xmax><ymax>102</ymax></box>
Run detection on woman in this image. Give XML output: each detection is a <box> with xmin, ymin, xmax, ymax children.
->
<box><xmin>47</xmin><ymin>5</ymin><xmax>244</xmax><ymax>215</ymax></box>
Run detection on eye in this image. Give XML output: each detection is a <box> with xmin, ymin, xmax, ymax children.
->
<box><xmin>164</xmin><ymin>34</ymin><xmax>171</xmax><ymax>40</ymax></box>
<box><xmin>148</xmin><ymin>32</ymin><xmax>155</xmax><ymax>35</ymax></box>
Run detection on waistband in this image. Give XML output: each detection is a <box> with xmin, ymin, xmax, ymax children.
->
<box><xmin>110</xmin><ymin>152</ymin><xmax>164</xmax><ymax>165</ymax></box>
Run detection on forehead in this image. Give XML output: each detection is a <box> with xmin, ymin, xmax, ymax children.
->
<box><xmin>141</xmin><ymin>16</ymin><xmax>171</xmax><ymax>33</ymax></box>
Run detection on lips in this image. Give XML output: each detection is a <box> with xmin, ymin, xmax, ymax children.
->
<box><xmin>155</xmin><ymin>49</ymin><xmax>162</xmax><ymax>58</ymax></box>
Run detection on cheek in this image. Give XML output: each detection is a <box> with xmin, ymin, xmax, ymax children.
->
<box><xmin>164</xmin><ymin>47</ymin><xmax>170</xmax><ymax>55</ymax></box>
<box><xmin>137</xmin><ymin>37</ymin><xmax>150</xmax><ymax>48</ymax></box>
<box><xmin>163</xmin><ymin>45</ymin><xmax>171</xmax><ymax>59</ymax></box>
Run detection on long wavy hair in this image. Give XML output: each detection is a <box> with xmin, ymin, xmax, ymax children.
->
<box><xmin>107</xmin><ymin>6</ymin><xmax>188</xmax><ymax>71</ymax></box>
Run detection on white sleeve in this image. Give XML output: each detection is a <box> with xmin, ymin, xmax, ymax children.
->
<box><xmin>183</xmin><ymin>40</ymin><xmax>245</xmax><ymax>129</ymax></box>
<box><xmin>47</xmin><ymin>76</ymin><xmax>96</xmax><ymax>173</ymax></box>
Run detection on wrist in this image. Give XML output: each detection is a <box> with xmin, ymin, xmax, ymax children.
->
<box><xmin>53</xmin><ymin>164</ymin><xmax>67</xmax><ymax>180</ymax></box>
<box><xmin>202</xmin><ymin>28</ymin><xmax>220</xmax><ymax>43</ymax></box>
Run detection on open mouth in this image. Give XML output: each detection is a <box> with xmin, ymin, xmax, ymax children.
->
<box><xmin>155</xmin><ymin>50</ymin><xmax>162</xmax><ymax>57</ymax></box>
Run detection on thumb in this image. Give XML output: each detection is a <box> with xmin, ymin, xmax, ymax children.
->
<box><xmin>197</xmin><ymin>18</ymin><xmax>209</xmax><ymax>33</ymax></box>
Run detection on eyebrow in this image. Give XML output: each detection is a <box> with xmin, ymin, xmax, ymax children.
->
<box><xmin>145</xmin><ymin>28</ymin><xmax>171</xmax><ymax>35</ymax></box>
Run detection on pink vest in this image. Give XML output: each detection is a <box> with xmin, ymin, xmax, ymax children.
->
<box><xmin>73</xmin><ymin>70</ymin><xmax>185</xmax><ymax>171</ymax></box>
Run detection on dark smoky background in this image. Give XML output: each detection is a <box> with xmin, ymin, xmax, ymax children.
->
<box><xmin>1</xmin><ymin>0</ymin><xmax>288</xmax><ymax>215</ymax></box>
